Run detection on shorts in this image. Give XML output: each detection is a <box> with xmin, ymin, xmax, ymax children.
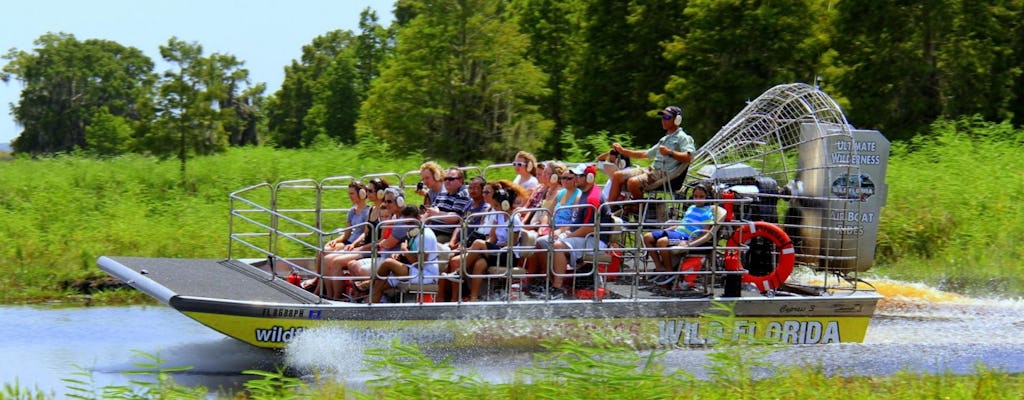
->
<box><xmin>483</xmin><ymin>241</ymin><xmax>520</xmax><ymax>268</ymax></box>
<box><xmin>386</xmin><ymin>264</ymin><xmax>437</xmax><ymax>287</ymax></box>
<box><xmin>619</xmin><ymin>167</ymin><xmax>678</xmax><ymax>192</ymax></box>
<box><xmin>537</xmin><ymin>235</ymin><xmax>606</xmax><ymax>266</ymax></box>
<box><xmin>650</xmin><ymin>229</ymin><xmax>688</xmax><ymax>245</ymax></box>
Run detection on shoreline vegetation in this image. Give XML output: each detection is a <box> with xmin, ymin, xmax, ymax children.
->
<box><xmin>0</xmin><ymin>118</ymin><xmax>1021</xmax><ymax>397</ymax></box>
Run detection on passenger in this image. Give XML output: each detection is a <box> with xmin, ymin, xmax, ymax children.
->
<box><xmin>642</xmin><ymin>184</ymin><xmax>715</xmax><ymax>286</ymax></box>
<box><xmin>315</xmin><ymin>178</ymin><xmax>388</xmax><ymax>297</ymax></box>
<box><xmin>345</xmin><ymin>187</ymin><xmax>411</xmax><ymax>297</ymax></box>
<box><xmin>596</xmin><ymin>150</ymin><xmax>632</xmax><ymax>201</ymax></box>
<box><xmin>423</xmin><ymin>167</ymin><xmax>472</xmax><ymax>243</ymax></box>
<box><xmin>546</xmin><ymin>164</ymin><xmax>581</xmax><ymax>237</ymax></box>
<box><xmin>606</xmin><ymin>106</ymin><xmax>696</xmax><ymax>209</ymax></box>
<box><xmin>459</xmin><ymin>183</ymin><xmax>523</xmax><ymax>301</ymax></box>
<box><xmin>365</xmin><ymin>205</ymin><xmax>439</xmax><ymax>304</ymax></box>
<box><xmin>525</xmin><ymin>164</ymin><xmax>612</xmax><ymax>300</ymax></box>
<box><xmin>448</xmin><ymin>176</ymin><xmax>491</xmax><ymax>250</ymax></box>
<box><xmin>415</xmin><ymin>161</ymin><xmax>445</xmax><ymax>206</ymax></box>
<box><xmin>527</xmin><ymin>161</ymin><xmax>567</xmax><ymax>235</ymax></box>
<box><xmin>511</xmin><ymin>151</ymin><xmax>539</xmax><ymax>191</ymax></box>
<box><xmin>439</xmin><ymin>180</ymin><xmax>524</xmax><ymax>302</ymax></box>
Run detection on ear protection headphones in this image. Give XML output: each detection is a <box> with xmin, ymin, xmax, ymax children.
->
<box><xmin>493</xmin><ymin>188</ymin><xmax>512</xmax><ymax>211</ymax></box>
<box><xmin>433</xmin><ymin>169</ymin><xmax>442</xmax><ymax>181</ymax></box>
<box><xmin>691</xmin><ymin>183</ymin><xmax>715</xmax><ymax>199</ymax></box>
<box><xmin>369</xmin><ymin>178</ymin><xmax>386</xmax><ymax>199</ymax></box>
<box><xmin>384</xmin><ymin>187</ymin><xmax>405</xmax><ymax>208</ymax></box>
<box><xmin>669</xmin><ymin>106</ymin><xmax>683</xmax><ymax>126</ymax></box>
<box><xmin>550</xmin><ymin>173</ymin><xmax>559</xmax><ymax>184</ymax></box>
<box><xmin>358</xmin><ymin>185</ymin><xmax>368</xmax><ymax>200</ymax></box>
<box><xmin>583</xmin><ymin>165</ymin><xmax>595</xmax><ymax>184</ymax></box>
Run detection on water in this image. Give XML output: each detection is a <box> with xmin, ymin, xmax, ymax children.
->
<box><xmin>3</xmin><ymin>279</ymin><xmax>1024</xmax><ymax>395</ymax></box>
<box><xmin>0</xmin><ymin>306</ymin><xmax>282</xmax><ymax>397</ymax></box>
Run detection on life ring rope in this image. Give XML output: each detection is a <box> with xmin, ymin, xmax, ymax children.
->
<box><xmin>725</xmin><ymin>221</ymin><xmax>795</xmax><ymax>291</ymax></box>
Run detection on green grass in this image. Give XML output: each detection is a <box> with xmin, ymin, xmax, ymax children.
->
<box><xmin>0</xmin><ymin>117</ymin><xmax>1022</xmax><ymax>303</ymax></box>
<box><xmin>871</xmin><ymin>117</ymin><xmax>1024</xmax><ymax>296</ymax></box>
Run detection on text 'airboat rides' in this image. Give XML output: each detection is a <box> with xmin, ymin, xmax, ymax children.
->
<box><xmin>99</xmin><ymin>83</ymin><xmax>889</xmax><ymax>349</ymax></box>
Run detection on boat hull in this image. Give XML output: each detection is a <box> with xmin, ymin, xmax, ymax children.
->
<box><xmin>99</xmin><ymin>256</ymin><xmax>879</xmax><ymax>349</ymax></box>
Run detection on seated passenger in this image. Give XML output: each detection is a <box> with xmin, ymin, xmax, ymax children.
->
<box><xmin>448</xmin><ymin>176</ymin><xmax>491</xmax><ymax>250</ymax></box>
<box><xmin>642</xmin><ymin>184</ymin><xmax>715</xmax><ymax>286</ymax></box>
<box><xmin>525</xmin><ymin>161</ymin><xmax>566</xmax><ymax>235</ymax></box>
<box><xmin>440</xmin><ymin>183</ymin><xmax>523</xmax><ymax>301</ymax></box>
<box><xmin>423</xmin><ymin>167</ymin><xmax>472</xmax><ymax>242</ymax></box>
<box><xmin>366</xmin><ymin>206</ymin><xmax>439</xmax><ymax>304</ymax></box>
<box><xmin>343</xmin><ymin>187</ymin><xmax>411</xmax><ymax>297</ymax></box>
<box><xmin>596</xmin><ymin>149</ymin><xmax>632</xmax><ymax>201</ymax></box>
<box><xmin>415</xmin><ymin>161</ymin><xmax>445</xmax><ymax>206</ymax></box>
<box><xmin>511</xmin><ymin>150</ymin><xmax>539</xmax><ymax>191</ymax></box>
<box><xmin>606</xmin><ymin>106</ymin><xmax>695</xmax><ymax>208</ymax></box>
<box><xmin>525</xmin><ymin>164</ymin><xmax>612</xmax><ymax>300</ymax></box>
<box><xmin>546</xmin><ymin>164</ymin><xmax>581</xmax><ymax>237</ymax></box>
<box><xmin>315</xmin><ymin>178</ymin><xmax>388</xmax><ymax>297</ymax></box>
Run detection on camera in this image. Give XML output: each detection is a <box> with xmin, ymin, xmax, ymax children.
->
<box><xmin>416</xmin><ymin>181</ymin><xmax>424</xmax><ymax>191</ymax></box>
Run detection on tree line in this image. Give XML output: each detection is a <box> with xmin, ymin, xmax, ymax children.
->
<box><xmin>3</xmin><ymin>0</ymin><xmax>1022</xmax><ymax>165</ymax></box>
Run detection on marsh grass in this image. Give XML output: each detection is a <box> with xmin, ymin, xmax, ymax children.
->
<box><xmin>873</xmin><ymin>118</ymin><xmax>1024</xmax><ymax>295</ymax></box>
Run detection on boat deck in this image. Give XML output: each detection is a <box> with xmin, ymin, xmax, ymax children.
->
<box><xmin>98</xmin><ymin>256</ymin><xmax>320</xmax><ymax>305</ymax></box>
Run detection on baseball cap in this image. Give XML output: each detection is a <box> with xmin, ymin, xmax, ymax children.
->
<box><xmin>658</xmin><ymin>106</ymin><xmax>683</xmax><ymax>118</ymax></box>
<box><xmin>571</xmin><ymin>163</ymin><xmax>597</xmax><ymax>177</ymax></box>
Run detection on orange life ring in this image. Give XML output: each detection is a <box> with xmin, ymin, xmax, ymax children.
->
<box><xmin>725</xmin><ymin>221</ymin><xmax>795</xmax><ymax>291</ymax></box>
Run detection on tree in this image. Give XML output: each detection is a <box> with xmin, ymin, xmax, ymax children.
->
<box><xmin>358</xmin><ymin>0</ymin><xmax>551</xmax><ymax>164</ymax></box>
<box><xmin>565</xmin><ymin>0</ymin><xmax>689</xmax><ymax>148</ymax></box>
<box><xmin>938</xmin><ymin>0</ymin><xmax>1022</xmax><ymax>123</ymax></box>
<box><xmin>1</xmin><ymin>32</ymin><xmax>154</xmax><ymax>154</ymax></box>
<box><xmin>830</xmin><ymin>0</ymin><xmax>950</xmax><ymax>140</ymax></box>
<box><xmin>268</xmin><ymin>29</ymin><xmax>367</xmax><ymax>147</ymax></box>
<box><xmin>148</xmin><ymin>37</ymin><xmax>261</xmax><ymax>174</ymax></box>
<box><xmin>85</xmin><ymin>106</ymin><xmax>134</xmax><ymax>156</ymax></box>
<box><xmin>659</xmin><ymin>0</ymin><xmax>823</xmax><ymax>143</ymax></box>
<box><xmin>510</xmin><ymin>0</ymin><xmax>586</xmax><ymax>159</ymax></box>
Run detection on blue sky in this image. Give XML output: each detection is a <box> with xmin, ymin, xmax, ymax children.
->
<box><xmin>0</xmin><ymin>0</ymin><xmax>394</xmax><ymax>145</ymax></box>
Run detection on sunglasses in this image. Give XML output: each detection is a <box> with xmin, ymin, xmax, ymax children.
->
<box><xmin>482</xmin><ymin>190</ymin><xmax>492</xmax><ymax>195</ymax></box>
<box><xmin>512</xmin><ymin>161</ymin><xmax>526</xmax><ymax>167</ymax></box>
<box><xmin>560</xmin><ymin>175</ymin><xmax>576</xmax><ymax>181</ymax></box>
<box><xmin>383</xmin><ymin>199</ymin><xmax>396</xmax><ymax>204</ymax></box>
<box><xmin>662</xmin><ymin>114</ymin><xmax>674</xmax><ymax>120</ymax></box>
<box><xmin>444</xmin><ymin>177</ymin><xmax>460</xmax><ymax>182</ymax></box>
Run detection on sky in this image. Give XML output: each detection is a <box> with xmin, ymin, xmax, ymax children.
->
<box><xmin>0</xmin><ymin>0</ymin><xmax>395</xmax><ymax>145</ymax></box>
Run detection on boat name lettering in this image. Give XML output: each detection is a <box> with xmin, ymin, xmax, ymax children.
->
<box><xmin>829</xmin><ymin>211</ymin><xmax>876</xmax><ymax>223</ymax></box>
<box><xmin>261</xmin><ymin>308</ymin><xmax>305</xmax><ymax>318</ymax></box>
<box><xmin>833</xmin><ymin>140</ymin><xmax>881</xmax><ymax>165</ymax></box>
<box><xmin>830</xmin><ymin>152</ymin><xmax>882</xmax><ymax>165</ymax></box>
<box><xmin>831</xmin><ymin>303</ymin><xmax>863</xmax><ymax>313</ymax></box>
<box><xmin>254</xmin><ymin>326</ymin><xmax>305</xmax><ymax>343</ymax></box>
<box><xmin>657</xmin><ymin>319</ymin><xmax>841</xmax><ymax>345</ymax></box>
<box><xmin>778</xmin><ymin>304</ymin><xmax>815</xmax><ymax>313</ymax></box>
<box><xmin>835</xmin><ymin>140</ymin><xmax>877</xmax><ymax>153</ymax></box>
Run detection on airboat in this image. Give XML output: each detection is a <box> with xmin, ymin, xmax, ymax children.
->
<box><xmin>99</xmin><ymin>83</ymin><xmax>890</xmax><ymax>349</ymax></box>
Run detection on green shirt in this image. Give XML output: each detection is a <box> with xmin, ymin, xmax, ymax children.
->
<box><xmin>646</xmin><ymin>127</ymin><xmax>695</xmax><ymax>176</ymax></box>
